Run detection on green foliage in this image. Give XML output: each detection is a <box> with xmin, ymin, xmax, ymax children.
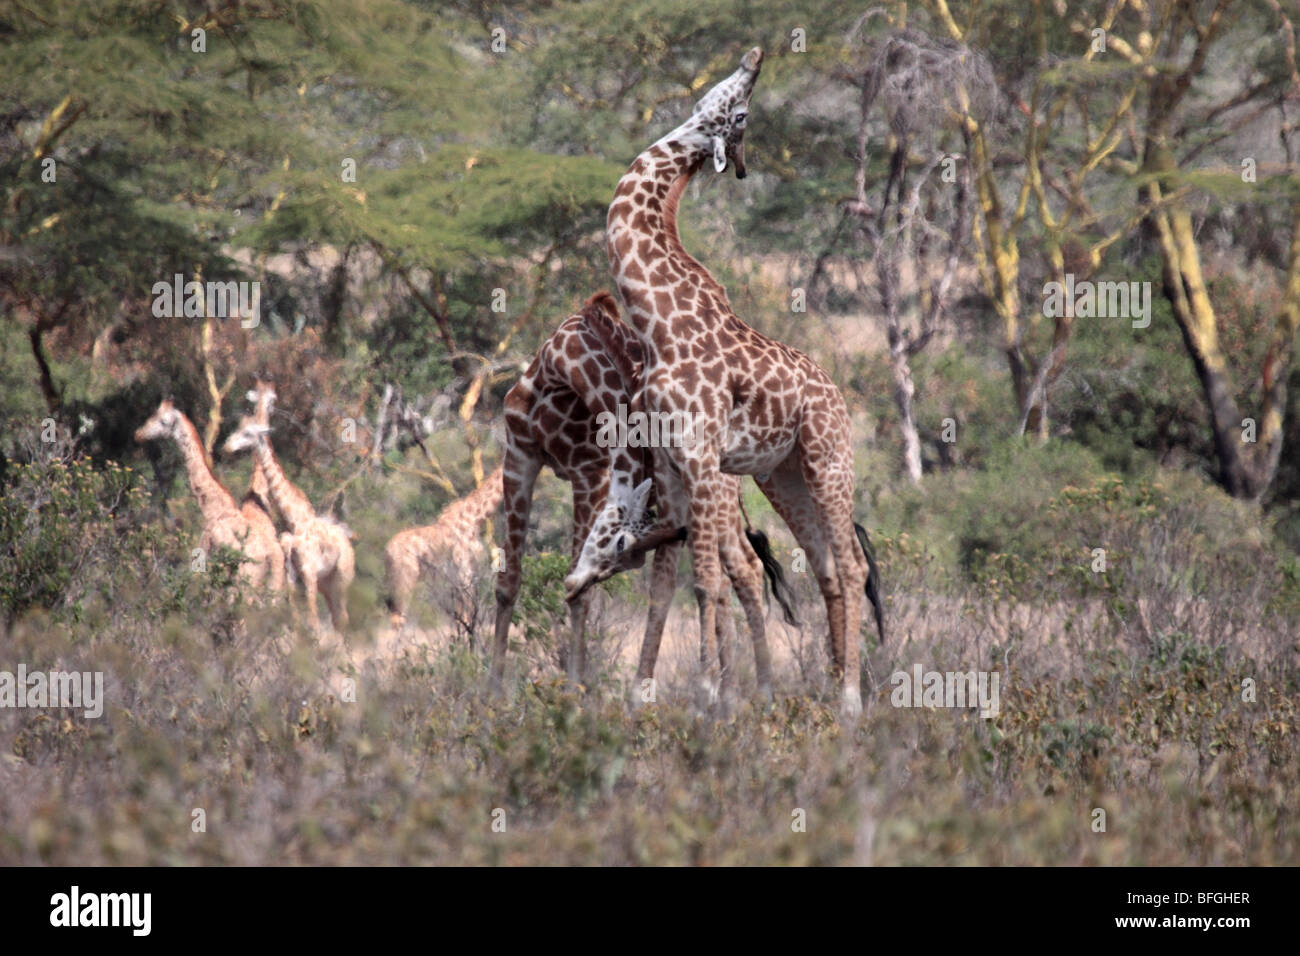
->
<box><xmin>0</xmin><ymin>451</ymin><xmax>247</xmax><ymax>638</ymax></box>
<box><xmin>515</xmin><ymin>551</ymin><xmax>570</xmax><ymax>648</ymax></box>
<box><xmin>490</xmin><ymin>681</ymin><xmax>629</xmax><ymax>812</ymax></box>
<box><xmin>1</xmin><ymin>0</ymin><xmax>1299</xmax><ymax>868</ymax></box>
<box><xmin>0</xmin><ymin>455</ymin><xmax>147</xmax><ymax>625</ymax></box>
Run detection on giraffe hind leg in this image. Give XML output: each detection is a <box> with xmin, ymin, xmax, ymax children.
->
<box><xmin>720</xmin><ymin>517</ymin><xmax>774</xmax><ymax>700</ymax></box>
<box><xmin>631</xmin><ymin>540</ymin><xmax>682</xmax><ymax>708</ymax></box>
<box><xmin>755</xmin><ymin>462</ymin><xmax>846</xmax><ymax>698</ymax></box>
<box><xmin>799</xmin><ymin>452</ymin><xmax>868</xmax><ymax>718</ymax></box>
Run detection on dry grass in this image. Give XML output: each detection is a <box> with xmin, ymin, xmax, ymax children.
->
<box><xmin>2</xmin><ymin>449</ymin><xmax>1296</xmax><ymax>865</ymax></box>
<box><xmin>1</xmin><ymin>564</ymin><xmax>1295</xmax><ymax>865</ymax></box>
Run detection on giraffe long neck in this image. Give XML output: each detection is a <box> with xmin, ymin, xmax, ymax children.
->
<box><xmin>249</xmin><ymin>392</ymin><xmax>272</xmax><ymax>501</ymax></box>
<box><xmin>607</xmin><ymin>135</ymin><xmax>727</xmax><ymax>349</ymax></box>
<box><xmin>249</xmin><ymin>461</ymin><xmax>270</xmax><ymax>502</ymax></box>
<box><xmin>252</xmin><ymin>438</ymin><xmax>316</xmax><ymax>534</ymax></box>
<box><xmin>462</xmin><ymin>465</ymin><xmax>504</xmax><ymax>532</ymax></box>
<box><xmin>173</xmin><ymin>416</ymin><xmax>241</xmax><ymax>524</ymax></box>
<box><xmin>577</xmin><ymin>298</ymin><xmax>655</xmax><ymax>491</ymax></box>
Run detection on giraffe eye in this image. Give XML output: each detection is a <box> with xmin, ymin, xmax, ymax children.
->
<box><xmin>615</xmin><ymin>535</ymin><xmax>626</xmax><ymax>555</ymax></box>
<box><xmin>734</xmin><ymin>110</ymin><xmax>748</xmax><ymax>128</ymax></box>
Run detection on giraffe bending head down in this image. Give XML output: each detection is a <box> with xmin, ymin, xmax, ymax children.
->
<box><xmin>134</xmin><ymin>398</ymin><xmax>284</xmax><ymax>595</ymax></box>
<box><xmin>385</xmin><ymin>464</ymin><xmax>505</xmax><ymax>632</ymax></box>
<box><xmin>491</xmin><ymin>293</ymin><xmax>793</xmax><ymax>703</ymax></box>
<box><xmin>589</xmin><ymin>47</ymin><xmax>885</xmax><ymax>717</ymax></box>
<box><xmin>223</xmin><ymin>417</ymin><xmax>354</xmax><ymax>636</ymax></box>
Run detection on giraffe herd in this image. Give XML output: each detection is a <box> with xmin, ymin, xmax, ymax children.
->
<box><xmin>135</xmin><ymin>46</ymin><xmax>884</xmax><ymax>717</ymax></box>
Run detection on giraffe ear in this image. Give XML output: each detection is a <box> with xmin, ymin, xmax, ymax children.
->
<box><xmin>628</xmin><ymin>478</ymin><xmax>653</xmax><ymax>524</ymax></box>
<box><xmin>712</xmin><ymin>136</ymin><xmax>727</xmax><ymax>173</ymax></box>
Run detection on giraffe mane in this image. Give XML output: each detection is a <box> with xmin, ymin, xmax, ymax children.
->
<box><xmin>578</xmin><ymin>291</ymin><xmax>641</xmax><ymax>386</ymax></box>
<box><xmin>661</xmin><ymin>164</ymin><xmax>697</xmax><ymax>251</ymax></box>
<box><xmin>177</xmin><ymin>414</ymin><xmax>214</xmax><ymax>471</ymax></box>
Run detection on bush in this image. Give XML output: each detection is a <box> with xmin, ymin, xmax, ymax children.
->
<box><xmin>0</xmin><ymin>453</ymin><xmax>147</xmax><ymax>627</ymax></box>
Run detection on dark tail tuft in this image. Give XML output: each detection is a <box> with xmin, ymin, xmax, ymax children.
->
<box><xmin>745</xmin><ymin>527</ymin><xmax>800</xmax><ymax>627</ymax></box>
<box><xmin>854</xmin><ymin>522</ymin><xmax>886</xmax><ymax>644</ymax></box>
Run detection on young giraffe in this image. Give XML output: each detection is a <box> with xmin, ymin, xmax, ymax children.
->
<box><xmin>491</xmin><ymin>292</ymin><xmax>790</xmax><ymax>701</ymax></box>
<box><xmin>233</xmin><ymin>381</ymin><xmax>286</xmax><ymax>593</ymax></box>
<box><xmin>385</xmin><ymin>464</ymin><xmax>505</xmax><ymax>631</ymax></box>
<box><xmin>134</xmin><ymin>399</ymin><xmax>283</xmax><ymax>593</ymax></box>
<box><xmin>581</xmin><ymin>47</ymin><xmax>884</xmax><ymax>717</ymax></box>
<box><xmin>244</xmin><ymin>380</ymin><xmax>276</xmax><ymax>511</ymax></box>
<box><xmin>223</xmin><ymin>417</ymin><xmax>355</xmax><ymax>635</ymax></box>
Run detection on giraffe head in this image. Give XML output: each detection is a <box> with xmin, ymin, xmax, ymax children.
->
<box><xmin>222</xmin><ymin>415</ymin><xmax>271</xmax><ymax>455</ymax></box>
<box><xmin>680</xmin><ymin>46</ymin><xmax>762</xmax><ymax>179</ymax></box>
<box><xmin>247</xmin><ymin>380</ymin><xmax>277</xmax><ymax>424</ymax></box>
<box><xmin>563</xmin><ymin>477</ymin><xmax>654</xmax><ymax>601</ymax></box>
<box><xmin>134</xmin><ymin>398</ymin><xmax>183</xmax><ymax>443</ymax></box>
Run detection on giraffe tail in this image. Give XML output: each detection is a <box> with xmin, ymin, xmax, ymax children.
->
<box><xmin>738</xmin><ymin>491</ymin><xmax>799</xmax><ymax>627</ymax></box>
<box><xmin>854</xmin><ymin>522</ymin><xmax>886</xmax><ymax>645</ymax></box>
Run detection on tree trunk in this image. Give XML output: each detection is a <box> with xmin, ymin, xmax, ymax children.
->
<box><xmin>890</xmin><ymin>337</ymin><xmax>923</xmax><ymax>484</ymax></box>
<box><xmin>1143</xmin><ymin>150</ymin><xmax>1298</xmax><ymax>500</ymax></box>
<box><xmin>29</xmin><ymin>323</ymin><xmax>60</xmax><ymax>413</ymax></box>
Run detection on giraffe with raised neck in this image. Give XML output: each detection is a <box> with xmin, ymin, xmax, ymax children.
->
<box><xmin>244</xmin><ymin>380</ymin><xmax>276</xmax><ymax>510</ymax></box>
<box><xmin>583</xmin><ymin>47</ymin><xmax>885</xmax><ymax>717</ymax></box>
<box><xmin>223</xmin><ymin>416</ymin><xmax>355</xmax><ymax>635</ymax></box>
<box><xmin>490</xmin><ymin>292</ymin><xmax>792</xmax><ymax>702</ymax></box>
<box><xmin>134</xmin><ymin>398</ymin><xmax>283</xmax><ymax>593</ymax></box>
<box><xmin>233</xmin><ymin>380</ymin><xmax>286</xmax><ymax>594</ymax></box>
<box><xmin>385</xmin><ymin>463</ymin><xmax>505</xmax><ymax>631</ymax></box>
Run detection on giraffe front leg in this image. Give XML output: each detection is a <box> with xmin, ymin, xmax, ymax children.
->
<box><xmin>321</xmin><ymin>569</ymin><xmax>349</xmax><ymax>640</ymax></box>
<box><xmin>385</xmin><ymin>536</ymin><xmax>418</xmax><ymax>633</ymax></box>
<box><xmin>300</xmin><ymin>566</ymin><xmax>322</xmax><ymax>638</ymax></box>
<box><xmin>715</xmin><ymin>575</ymin><xmax>738</xmax><ymax>714</ymax></box>
<box><xmin>631</xmin><ymin>540</ymin><xmax>681</xmax><ymax>708</ymax></box>
<box><xmin>564</xmin><ymin>472</ymin><xmax>603</xmax><ymax>691</ymax></box>
<box><xmin>684</xmin><ymin>481</ymin><xmax>726</xmax><ymax>713</ymax></box>
<box><xmin>279</xmin><ymin>533</ymin><xmax>302</xmax><ymax>629</ymax></box>
<box><xmin>491</xmin><ymin>455</ymin><xmax>539</xmax><ymax>694</ymax></box>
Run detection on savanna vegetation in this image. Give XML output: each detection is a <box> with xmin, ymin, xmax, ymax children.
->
<box><xmin>1</xmin><ymin>0</ymin><xmax>1297</xmax><ymax>865</ymax></box>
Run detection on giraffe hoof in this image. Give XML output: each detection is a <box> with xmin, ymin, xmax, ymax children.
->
<box><xmin>841</xmin><ymin>686</ymin><xmax>863</xmax><ymax>719</ymax></box>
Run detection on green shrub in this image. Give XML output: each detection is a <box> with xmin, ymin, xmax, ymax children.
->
<box><xmin>0</xmin><ymin>454</ymin><xmax>147</xmax><ymax>626</ymax></box>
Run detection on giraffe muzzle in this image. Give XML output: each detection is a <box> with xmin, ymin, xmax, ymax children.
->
<box><xmin>564</xmin><ymin>571</ymin><xmax>593</xmax><ymax>603</ymax></box>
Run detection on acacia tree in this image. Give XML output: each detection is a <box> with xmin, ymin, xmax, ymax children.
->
<box><xmin>1130</xmin><ymin>0</ymin><xmax>1300</xmax><ymax>500</ymax></box>
<box><xmin>925</xmin><ymin>0</ymin><xmax>1298</xmax><ymax>500</ymax></box>
<box><xmin>810</xmin><ymin>28</ymin><xmax>984</xmax><ymax>483</ymax></box>
<box><xmin>924</xmin><ymin>0</ymin><xmax>1164</xmax><ymax>438</ymax></box>
<box><xmin>0</xmin><ymin>0</ymin><xmax>618</xmax><ymax>469</ymax></box>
